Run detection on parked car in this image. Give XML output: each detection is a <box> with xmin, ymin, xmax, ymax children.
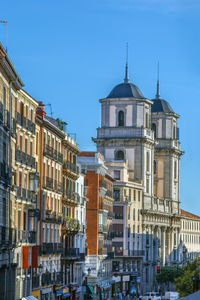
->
<box><xmin>162</xmin><ymin>291</ymin><xmax>179</xmax><ymax>299</ymax></box>
<box><xmin>139</xmin><ymin>292</ymin><xmax>161</xmax><ymax>300</ymax></box>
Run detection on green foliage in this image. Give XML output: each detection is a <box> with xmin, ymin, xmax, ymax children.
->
<box><xmin>156</xmin><ymin>266</ymin><xmax>183</xmax><ymax>284</ymax></box>
<box><xmin>174</xmin><ymin>258</ymin><xmax>200</xmax><ymax>298</ymax></box>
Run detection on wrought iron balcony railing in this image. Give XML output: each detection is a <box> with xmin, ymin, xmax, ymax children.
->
<box><xmin>43</xmin><ymin>144</ymin><xmax>63</xmax><ymax>163</ymax></box>
<box><xmin>16</xmin><ymin>148</ymin><xmax>35</xmax><ymax>169</ymax></box>
<box><xmin>39</xmin><ymin>243</ymin><xmax>63</xmax><ymax>255</ymax></box>
<box><xmin>63</xmin><ymin>248</ymin><xmax>80</xmax><ymax>258</ymax></box>
<box><xmin>16</xmin><ymin>112</ymin><xmax>35</xmax><ymax>134</ymax></box>
<box><xmin>0</xmin><ymin>226</ymin><xmax>16</xmax><ymax>248</ymax></box>
<box><xmin>63</xmin><ymin>161</ymin><xmax>79</xmax><ymax>174</ymax></box>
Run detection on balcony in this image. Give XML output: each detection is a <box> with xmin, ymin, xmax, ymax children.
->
<box><xmin>54</xmin><ymin>179</ymin><xmax>63</xmax><ymax>193</ymax></box>
<box><xmin>0</xmin><ymin>226</ymin><xmax>16</xmax><ymax>248</ymax></box>
<box><xmin>43</xmin><ymin>176</ymin><xmax>63</xmax><ymax>193</ymax></box>
<box><xmin>62</xmin><ymin>217</ymin><xmax>80</xmax><ymax>234</ymax></box>
<box><xmin>39</xmin><ymin>243</ymin><xmax>63</xmax><ymax>255</ymax></box>
<box><xmin>63</xmin><ymin>161</ymin><xmax>79</xmax><ymax>179</ymax></box>
<box><xmin>107</xmin><ymin>211</ymin><xmax>115</xmax><ymax>219</ymax></box>
<box><xmin>63</xmin><ymin>191</ymin><xmax>80</xmax><ymax>205</ymax></box>
<box><xmin>16</xmin><ymin>230</ymin><xmax>36</xmax><ymax>244</ymax></box>
<box><xmin>15</xmin><ymin>148</ymin><xmax>35</xmax><ymax>169</ymax></box>
<box><xmin>105</xmin><ymin>189</ymin><xmax>113</xmax><ymax>198</ymax></box>
<box><xmin>63</xmin><ymin>248</ymin><xmax>80</xmax><ymax>259</ymax></box>
<box><xmin>100</xmin><ymin>180</ymin><xmax>107</xmax><ymax>189</ymax></box>
<box><xmin>99</xmin><ymin>224</ymin><xmax>108</xmax><ymax>234</ymax></box>
<box><xmin>43</xmin><ymin>211</ymin><xmax>62</xmax><ymax>224</ymax></box>
<box><xmin>0</xmin><ymin>162</ymin><xmax>11</xmax><ymax>186</ymax></box>
<box><xmin>114</xmin><ymin>250</ymin><xmax>145</xmax><ymax>257</ymax></box>
<box><xmin>16</xmin><ymin>187</ymin><xmax>36</xmax><ymax>204</ymax></box>
<box><xmin>43</xmin><ymin>144</ymin><xmax>63</xmax><ymax>164</ymax></box>
<box><xmin>16</xmin><ymin>112</ymin><xmax>36</xmax><ymax>135</ymax></box>
<box><xmin>43</xmin><ymin>176</ymin><xmax>53</xmax><ymax>189</ymax></box>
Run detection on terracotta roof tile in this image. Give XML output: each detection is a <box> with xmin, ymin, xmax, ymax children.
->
<box><xmin>181</xmin><ymin>209</ymin><xmax>200</xmax><ymax>220</ymax></box>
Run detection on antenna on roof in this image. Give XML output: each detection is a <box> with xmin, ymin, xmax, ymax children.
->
<box><xmin>124</xmin><ymin>42</ymin><xmax>130</xmax><ymax>84</ymax></box>
<box><xmin>0</xmin><ymin>20</ymin><xmax>8</xmax><ymax>52</ymax></box>
<box><xmin>156</xmin><ymin>61</ymin><xmax>160</xmax><ymax>99</ymax></box>
<box><xmin>46</xmin><ymin>103</ymin><xmax>53</xmax><ymax>117</ymax></box>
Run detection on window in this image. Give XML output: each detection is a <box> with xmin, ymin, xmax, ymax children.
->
<box><xmin>146</xmin><ymin>152</ymin><xmax>150</xmax><ymax>172</ymax></box>
<box><xmin>118</xmin><ymin>110</ymin><xmax>124</xmax><ymax>127</ymax></box>
<box><xmin>133</xmin><ymin>208</ymin><xmax>135</xmax><ymax>221</ymax></box>
<box><xmin>115</xmin><ymin>150</ymin><xmax>125</xmax><ymax>160</ymax></box>
<box><xmin>152</xmin><ymin>123</ymin><xmax>157</xmax><ymax>138</ymax></box>
<box><xmin>145</xmin><ymin>112</ymin><xmax>149</xmax><ymax>128</ymax></box>
<box><xmin>25</xmin><ymin>139</ymin><xmax>28</xmax><ymax>153</ymax></box>
<box><xmin>173</xmin><ymin>125</ymin><xmax>176</xmax><ymax>139</ymax></box>
<box><xmin>30</xmin><ymin>141</ymin><xmax>33</xmax><ymax>156</ymax></box>
<box><xmin>114</xmin><ymin>170</ymin><xmax>120</xmax><ymax>180</ymax></box>
<box><xmin>174</xmin><ymin>161</ymin><xmax>177</xmax><ymax>179</ymax></box>
<box><xmin>154</xmin><ymin>160</ymin><xmax>157</xmax><ymax>174</ymax></box>
<box><xmin>20</xmin><ymin>135</ymin><xmax>23</xmax><ymax>150</ymax></box>
<box><xmin>146</xmin><ymin>177</ymin><xmax>149</xmax><ymax>193</ymax></box>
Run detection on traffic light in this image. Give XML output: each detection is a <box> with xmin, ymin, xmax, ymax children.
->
<box><xmin>157</xmin><ymin>266</ymin><xmax>161</xmax><ymax>273</ymax></box>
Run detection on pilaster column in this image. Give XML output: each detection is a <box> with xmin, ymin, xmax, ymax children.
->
<box><xmin>161</xmin><ymin>227</ymin><xmax>166</xmax><ymax>266</ymax></box>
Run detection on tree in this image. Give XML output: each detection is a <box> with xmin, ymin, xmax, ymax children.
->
<box><xmin>156</xmin><ymin>266</ymin><xmax>183</xmax><ymax>290</ymax></box>
<box><xmin>174</xmin><ymin>258</ymin><xmax>200</xmax><ymax>297</ymax></box>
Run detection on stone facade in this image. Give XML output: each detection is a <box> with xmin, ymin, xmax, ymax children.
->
<box><xmin>93</xmin><ymin>65</ymin><xmax>184</xmax><ymax>293</ymax></box>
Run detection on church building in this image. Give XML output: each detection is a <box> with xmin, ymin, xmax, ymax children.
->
<box><xmin>93</xmin><ymin>62</ymin><xmax>184</xmax><ymax>292</ymax></box>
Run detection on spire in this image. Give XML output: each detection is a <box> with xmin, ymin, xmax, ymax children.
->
<box><xmin>156</xmin><ymin>61</ymin><xmax>160</xmax><ymax>99</ymax></box>
<box><xmin>124</xmin><ymin>42</ymin><xmax>130</xmax><ymax>83</ymax></box>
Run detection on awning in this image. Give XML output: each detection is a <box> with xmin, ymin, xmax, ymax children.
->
<box><xmin>22</xmin><ymin>296</ymin><xmax>38</xmax><ymax>300</ymax></box>
<box><xmin>88</xmin><ymin>285</ymin><xmax>94</xmax><ymax>294</ymax></box>
<box><xmin>63</xmin><ymin>292</ymin><xmax>71</xmax><ymax>298</ymax></box>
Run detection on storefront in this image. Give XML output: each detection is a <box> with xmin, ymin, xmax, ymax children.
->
<box><xmin>41</xmin><ymin>287</ymin><xmax>53</xmax><ymax>300</ymax></box>
<box><xmin>32</xmin><ymin>289</ymin><xmax>41</xmax><ymax>300</ymax></box>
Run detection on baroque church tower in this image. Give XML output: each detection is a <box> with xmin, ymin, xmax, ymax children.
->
<box><xmin>93</xmin><ymin>63</ymin><xmax>183</xmax><ymax>292</ymax></box>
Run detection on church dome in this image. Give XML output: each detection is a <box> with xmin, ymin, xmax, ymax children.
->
<box><xmin>107</xmin><ymin>82</ymin><xmax>144</xmax><ymax>99</ymax></box>
<box><xmin>151</xmin><ymin>79</ymin><xmax>175</xmax><ymax>113</ymax></box>
<box><xmin>151</xmin><ymin>98</ymin><xmax>174</xmax><ymax>113</ymax></box>
<box><xmin>106</xmin><ymin>62</ymin><xmax>145</xmax><ymax>99</ymax></box>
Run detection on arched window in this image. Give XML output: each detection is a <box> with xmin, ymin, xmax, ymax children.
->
<box><xmin>115</xmin><ymin>150</ymin><xmax>125</xmax><ymax>160</ymax></box>
<box><xmin>152</xmin><ymin>123</ymin><xmax>157</xmax><ymax>138</ymax></box>
<box><xmin>118</xmin><ymin>110</ymin><xmax>124</xmax><ymax>127</ymax></box>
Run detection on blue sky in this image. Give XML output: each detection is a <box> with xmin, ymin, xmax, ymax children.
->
<box><xmin>1</xmin><ymin>0</ymin><xmax>200</xmax><ymax>213</ymax></box>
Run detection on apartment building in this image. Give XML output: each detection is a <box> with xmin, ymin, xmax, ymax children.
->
<box><xmin>78</xmin><ymin>152</ymin><xmax>114</xmax><ymax>299</ymax></box>
<box><xmin>0</xmin><ymin>42</ymin><xmax>24</xmax><ymax>300</ymax></box>
<box><xmin>180</xmin><ymin>210</ymin><xmax>200</xmax><ymax>263</ymax></box>
<box><xmin>36</xmin><ymin>103</ymin><xmax>65</xmax><ymax>300</ymax></box>
<box><xmin>74</xmin><ymin>172</ymin><xmax>87</xmax><ymax>300</ymax></box>
<box><xmin>14</xmin><ymin>89</ymin><xmax>39</xmax><ymax>300</ymax></box>
<box><xmin>62</xmin><ymin>134</ymin><xmax>81</xmax><ymax>299</ymax></box>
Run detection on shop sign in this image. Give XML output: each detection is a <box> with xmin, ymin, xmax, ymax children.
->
<box><xmin>123</xmin><ymin>275</ymin><xmax>130</xmax><ymax>282</ymax></box>
<box><xmin>63</xmin><ymin>288</ymin><xmax>69</xmax><ymax>293</ymax></box>
<box><xmin>112</xmin><ymin>276</ymin><xmax>121</xmax><ymax>283</ymax></box>
<box><xmin>41</xmin><ymin>287</ymin><xmax>52</xmax><ymax>294</ymax></box>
